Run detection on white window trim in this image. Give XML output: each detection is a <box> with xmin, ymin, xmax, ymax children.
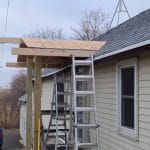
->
<box><xmin>116</xmin><ymin>58</ymin><xmax>138</xmax><ymax>140</ymax></box>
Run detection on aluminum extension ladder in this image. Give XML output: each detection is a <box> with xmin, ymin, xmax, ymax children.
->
<box><xmin>72</xmin><ymin>55</ymin><xmax>100</xmax><ymax>150</ymax></box>
<box><xmin>45</xmin><ymin>76</ymin><xmax>71</xmax><ymax>150</ymax></box>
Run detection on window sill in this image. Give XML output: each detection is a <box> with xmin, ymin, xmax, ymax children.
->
<box><xmin>117</xmin><ymin>128</ymin><xmax>138</xmax><ymax>141</ymax></box>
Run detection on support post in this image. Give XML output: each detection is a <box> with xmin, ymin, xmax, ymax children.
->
<box><xmin>33</xmin><ymin>56</ymin><xmax>42</xmax><ymax>150</ymax></box>
<box><xmin>26</xmin><ymin>56</ymin><xmax>33</xmax><ymax>150</ymax></box>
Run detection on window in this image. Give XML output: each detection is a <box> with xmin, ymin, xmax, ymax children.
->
<box><xmin>117</xmin><ymin>58</ymin><xmax>138</xmax><ymax>139</ymax></box>
<box><xmin>57</xmin><ymin>82</ymin><xmax>64</xmax><ymax>111</ymax></box>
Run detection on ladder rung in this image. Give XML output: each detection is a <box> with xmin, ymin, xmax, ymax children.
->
<box><xmin>41</xmin><ymin>110</ymin><xmax>70</xmax><ymax>115</ymax></box>
<box><xmin>56</xmin><ymin>144</ymin><xmax>66</xmax><ymax>148</ymax></box>
<box><xmin>78</xmin><ymin>143</ymin><xmax>97</xmax><ymax>147</ymax></box>
<box><xmin>46</xmin><ymin>129</ymin><xmax>69</xmax><ymax>133</ymax></box>
<box><xmin>75</xmin><ymin>91</ymin><xmax>94</xmax><ymax>95</ymax></box>
<box><xmin>76</xmin><ymin>107</ymin><xmax>95</xmax><ymax>111</ymax></box>
<box><xmin>75</xmin><ymin>75</ymin><xmax>93</xmax><ymax>81</ymax></box>
<box><xmin>75</xmin><ymin>124</ymin><xmax>99</xmax><ymax>128</ymax></box>
<box><xmin>49</xmin><ymin>124</ymin><xmax>64</xmax><ymax>127</ymax></box>
<box><xmin>41</xmin><ymin>110</ymin><xmax>51</xmax><ymax>115</ymax></box>
<box><xmin>52</xmin><ymin>103</ymin><xmax>71</xmax><ymax>108</ymax></box>
<box><xmin>53</xmin><ymin>117</ymin><xmax>70</xmax><ymax>120</ymax></box>
<box><xmin>74</xmin><ymin>60</ymin><xmax>92</xmax><ymax>66</ymax></box>
<box><xmin>51</xmin><ymin>111</ymin><xmax>70</xmax><ymax>116</ymax></box>
<box><xmin>47</xmin><ymin>134</ymin><xmax>65</xmax><ymax>138</ymax></box>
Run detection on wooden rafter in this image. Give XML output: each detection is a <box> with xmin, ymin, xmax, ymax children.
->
<box><xmin>7</xmin><ymin>56</ymin><xmax>71</xmax><ymax>68</ymax></box>
<box><xmin>12</xmin><ymin>48</ymin><xmax>98</xmax><ymax>57</ymax></box>
<box><xmin>6</xmin><ymin>61</ymin><xmax>70</xmax><ymax>68</ymax></box>
<box><xmin>6</xmin><ymin>62</ymin><xmax>27</xmax><ymax>68</ymax></box>
<box><xmin>0</xmin><ymin>37</ymin><xmax>23</xmax><ymax>44</ymax></box>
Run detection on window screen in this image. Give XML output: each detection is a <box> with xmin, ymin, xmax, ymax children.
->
<box><xmin>121</xmin><ymin>67</ymin><xmax>134</xmax><ymax>129</ymax></box>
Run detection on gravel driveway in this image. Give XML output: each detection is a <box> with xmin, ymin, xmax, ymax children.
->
<box><xmin>3</xmin><ymin>129</ymin><xmax>23</xmax><ymax>150</ymax></box>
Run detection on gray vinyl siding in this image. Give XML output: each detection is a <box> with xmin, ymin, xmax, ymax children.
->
<box><xmin>41</xmin><ymin>79</ymin><xmax>54</xmax><ymax>111</ymax></box>
<box><xmin>41</xmin><ymin>78</ymin><xmax>54</xmax><ymax>129</ymax></box>
<box><xmin>94</xmin><ymin>51</ymin><xmax>150</xmax><ymax>150</ymax></box>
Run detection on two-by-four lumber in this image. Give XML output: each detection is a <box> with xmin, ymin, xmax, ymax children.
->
<box><xmin>0</xmin><ymin>37</ymin><xmax>23</xmax><ymax>44</ymax></box>
<box><xmin>6</xmin><ymin>60</ymin><xmax>70</xmax><ymax>68</ymax></box>
<box><xmin>33</xmin><ymin>56</ymin><xmax>42</xmax><ymax>150</ymax></box>
<box><xmin>26</xmin><ymin>56</ymin><xmax>33</xmax><ymax>150</ymax></box>
<box><xmin>6</xmin><ymin>62</ymin><xmax>27</xmax><ymax>68</ymax></box>
<box><xmin>12</xmin><ymin>48</ymin><xmax>98</xmax><ymax>57</ymax></box>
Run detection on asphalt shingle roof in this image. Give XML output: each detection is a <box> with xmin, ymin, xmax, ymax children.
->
<box><xmin>42</xmin><ymin>68</ymin><xmax>58</xmax><ymax>77</ymax></box>
<box><xmin>94</xmin><ymin>9</ymin><xmax>150</xmax><ymax>57</ymax></box>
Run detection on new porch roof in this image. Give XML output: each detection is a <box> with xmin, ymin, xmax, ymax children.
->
<box><xmin>2</xmin><ymin>37</ymin><xmax>105</xmax><ymax>68</ymax></box>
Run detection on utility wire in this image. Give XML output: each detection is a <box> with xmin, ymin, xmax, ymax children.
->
<box><xmin>1</xmin><ymin>0</ymin><xmax>10</xmax><ymax>67</ymax></box>
<box><xmin>4</xmin><ymin>0</ymin><xmax>10</xmax><ymax>37</ymax></box>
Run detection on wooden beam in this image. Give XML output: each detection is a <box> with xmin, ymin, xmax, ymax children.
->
<box><xmin>17</xmin><ymin>55</ymin><xmax>70</xmax><ymax>63</ymax></box>
<box><xmin>6</xmin><ymin>59</ymin><xmax>70</xmax><ymax>68</ymax></box>
<box><xmin>33</xmin><ymin>56</ymin><xmax>42</xmax><ymax>150</ymax></box>
<box><xmin>22</xmin><ymin>38</ymin><xmax>105</xmax><ymax>50</ymax></box>
<box><xmin>0</xmin><ymin>37</ymin><xmax>23</xmax><ymax>44</ymax></box>
<box><xmin>12</xmin><ymin>48</ymin><xmax>97</xmax><ymax>57</ymax></box>
<box><xmin>6</xmin><ymin>62</ymin><xmax>27</xmax><ymax>68</ymax></box>
<box><xmin>26</xmin><ymin>57</ymin><xmax>33</xmax><ymax>150</ymax></box>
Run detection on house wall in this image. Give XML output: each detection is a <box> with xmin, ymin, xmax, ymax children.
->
<box><xmin>20</xmin><ymin>103</ymin><xmax>26</xmax><ymax>146</ymax></box>
<box><xmin>41</xmin><ymin>77</ymin><xmax>54</xmax><ymax>129</ymax></box>
<box><xmin>41</xmin><ymin>71</ymin><xmax>71</xmax><ymax>130</ymax></box>
<box><xmin>94</xmin><ymin>51</ymin><xmax>150</xmax><ymax>150</ymax></box>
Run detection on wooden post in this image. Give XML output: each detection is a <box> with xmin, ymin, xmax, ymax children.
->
<box><xmin>26</xmin><ymin>56</ymin><xmax>33</xmax><ymax>150</ymax></box>
<box><xmin>33</xmin><ymin>56</ymin><xmax>42</xmax><ymax>150</ymax></box>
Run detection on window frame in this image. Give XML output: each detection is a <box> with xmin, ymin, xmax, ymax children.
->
<box><xmin>116</xmin><ymin>58</ymin><xmax>138</xmax><ymax>140</ymax></box>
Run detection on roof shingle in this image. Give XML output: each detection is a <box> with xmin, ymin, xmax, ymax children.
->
<box><xmin>94</xmin><ymin>9</ymin><xmax>150</xmax><ymax>57</ymax></box>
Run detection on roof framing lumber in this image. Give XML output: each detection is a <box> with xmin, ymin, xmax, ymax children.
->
<box><xmin>6</xmin><ymin>62</ymin><xmax>27</xmax><ymax>67</ymax></box>
<box><xmin>6</xmin><ymin>60</ymin><xmax>70</xmax><ymax>68</ymax></box>
<box><xmin>22</xmin><ymin>38</ymin><xmax>105</xmax><ymax>50</ymax></box>
<box><xmin>12</xmin><ymin>48</ymin><xmax>97</xmax><ymax>57</ymax></box>
<box><xmin>0</xmin><ymin>37</ymin><xmax>23</xmax><ymax>44</ymax></box>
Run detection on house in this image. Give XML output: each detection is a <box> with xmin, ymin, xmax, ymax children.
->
<box><xmin>44</xmin><ymin>9</ymin><xmax>150</xmax><ymax>149</ymax></box>
<box><xmin>18</xmin><ymin>8</ymin><xmax>150</xmax><ymax>149</ymax></box>
<box><xmin>93</xmin><ymin>8</ymin><xmax>150</xmax><ymax>150</ymax></box>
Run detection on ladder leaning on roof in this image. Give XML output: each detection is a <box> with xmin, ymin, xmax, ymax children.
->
<box><xmin>72</xmin><ymin>55</ymin><xmax>100</xmax><ymax>150</ymax></box>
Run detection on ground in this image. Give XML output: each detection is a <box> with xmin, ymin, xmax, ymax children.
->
<box><xmin>3</xmin><ymin>129</ymin><xmax>23</xmax><ymax>150</ymax></box>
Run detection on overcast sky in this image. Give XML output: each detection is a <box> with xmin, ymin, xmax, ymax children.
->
<box><xmin>0</xmin><ymin>0</ymin><xmax>150</xmax><ymax>87</ymax></box>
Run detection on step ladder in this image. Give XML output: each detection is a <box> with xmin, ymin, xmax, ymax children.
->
<box><xmin>45</xmin><ymin>76</ymin><xmax>72</xmax><ymax>150</ymax></box>
<box><xmin>72</xmin><ymin>55</ymin><xmax>100</xmax><ymax>150</ymax></box>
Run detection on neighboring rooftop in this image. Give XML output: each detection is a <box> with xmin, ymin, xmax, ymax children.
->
<box><xmin>19</xmin><ymin>94</ymin><xmax>27</xmax><ymax>102</ymax></box>
<box><xmin>42</xmin><ymin>68</ymin><xmax>58</xmax><ymax>77</ymax></box>
<box><xmin>94</xmin><ymin>9</ymin><xmax>150</xmax><ymax>58</ymax></box>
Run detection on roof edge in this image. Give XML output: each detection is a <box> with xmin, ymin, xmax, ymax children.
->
<box><xmin>94</xmin><ymin>39</ymin><xmax>150</xmax><ymax>61</ymax></box>
<box><xmin>41</xmin><ymin>65</ymin><xmax>70</xmax><ymax>79</ymax></box>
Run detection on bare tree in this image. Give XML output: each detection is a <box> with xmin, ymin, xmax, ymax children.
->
<box><xmin>0</xmin><ymin>72</ymin><xmax>26</xmax><ymax>128</ymax></box>
<box><xmin>10</xmin><ymin>71</ymin><xmax>26</xmax><ymax>99</ymax></box>
<box><xmin>26</xmin><ymin>27</ymin><xmax>65</xmax><ymax>39</ymax></box>
<box><xmin>71</xmin><ymin>9</ymin><xmax>110</xmax><ymax>40</ymax></box>
<box><xmin>9</xmin><ymin>71</ymin><xmax>26</xmax><ymax>115</ymax></box>
<box><xmin>0</xmin><ymin>90</ymin><xmax>10</xmax><ymax>128</ymax></box>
